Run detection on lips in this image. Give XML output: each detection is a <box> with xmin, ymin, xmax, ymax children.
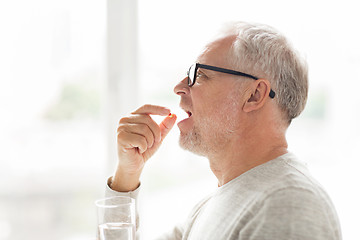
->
<box><xmin>181</xmin><ymin>107</ymin><xmax>192</xmax><ymax>119</ymax></box>
<box><xmin>177</xmin><ymin>107</ymin><xmax>194</xmax><ymax>130</ymax></box>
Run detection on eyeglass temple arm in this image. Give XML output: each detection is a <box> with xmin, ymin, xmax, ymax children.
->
<box><xmin>197</xmin><ymin>64</ymin><xmax>258</xmax><ymax>80</ymax></box>
<box><xmin>197</xmin><ymin>64</ymin><xmax>275</xmax><ymax>98</ymax></box>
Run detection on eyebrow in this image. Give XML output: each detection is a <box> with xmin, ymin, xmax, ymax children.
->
<box><xmin>197</xmin><ymin>68</ymin><xmax>207</xmax><ymax>74</ymax></box>
<box><xmin>197</xmin><ymin>68</ymin><xmax>213</xmax><ymax>77</ymax></box>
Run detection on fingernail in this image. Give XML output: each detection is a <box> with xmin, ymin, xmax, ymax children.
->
<box><xmin>169</xmin><ymin>113</ymin><xmax>177</xmax><ymax>119</ymax></box>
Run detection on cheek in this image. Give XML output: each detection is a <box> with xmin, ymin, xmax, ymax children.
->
<box><xmin>192</xmin><ymin>83</ymin><xmax>242</xmax><ymax>125</ymax></box>
<box><xmin>216</xmin><ymin>90</ymin><xmax>243</xmax><ymax>125</ymax></box>
<box><xmin>193</xmin><ymin>96</ymin><xmax>219</xmax><ymax>120</ymax></box>
<box><xmin>196</xmin><ymin>93</ymin><xmax>241</xmax><ymax>128</ymax></box>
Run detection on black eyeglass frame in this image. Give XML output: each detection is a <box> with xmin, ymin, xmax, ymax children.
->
<box><xmin>187</xmin><ymin>63</ymin><xmax>275</xmax><ymax>98</ymax></box>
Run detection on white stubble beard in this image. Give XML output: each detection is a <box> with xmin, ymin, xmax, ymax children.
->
<box><xmin>179</xmin><ymin>91</ymin><xmax>241</xmax><ymax>157</ymax></box>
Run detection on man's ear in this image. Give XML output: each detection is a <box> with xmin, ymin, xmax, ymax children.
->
<box><xmin>243</xmin><ymin>79</ymin><xmax>272</xmax><ymax>113</ymax></box>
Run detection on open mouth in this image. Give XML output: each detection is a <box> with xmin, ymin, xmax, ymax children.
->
<box><xmin>177</xmin><ymin>108</ymin><xmax>193</xmax><ymax>123</ymax></box>
<box><xmin>177</xmin><ymin>107</ymin><xmax>194</xmax><ymax>128</ymax></box>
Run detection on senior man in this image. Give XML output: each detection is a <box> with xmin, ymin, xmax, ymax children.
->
<box><xmin>105</xmin><ymin>21</ymin><xmax>341</xmax><ymax>239</ymax></box>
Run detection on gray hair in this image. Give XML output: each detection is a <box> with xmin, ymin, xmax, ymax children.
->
<box><xmin>221</xmin><ymin>21</ymin><xmax>308</xmax><ymax>123</ymax></box>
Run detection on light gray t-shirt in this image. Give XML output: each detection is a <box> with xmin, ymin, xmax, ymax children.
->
<box><xmin>106</xmin><ymin>153</ymin><xmax>342</xmax><ymax>240</ymax></box>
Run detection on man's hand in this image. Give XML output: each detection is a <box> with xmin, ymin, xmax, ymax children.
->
<box><xmin>111</xmin><ymin>104</ymin><xmax>177</xmax><ymax>192</ymax></box>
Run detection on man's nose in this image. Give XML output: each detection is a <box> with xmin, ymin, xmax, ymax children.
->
<box><xmin>174</xmin><ymin>77</ymin><xmax>190</xmax><ymax>95</ymax></box>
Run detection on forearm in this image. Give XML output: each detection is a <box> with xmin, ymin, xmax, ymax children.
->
<box><xmin>111</xmin><ymin>166</ymin><xmax>142</xmax><ymax>192</ymax></box>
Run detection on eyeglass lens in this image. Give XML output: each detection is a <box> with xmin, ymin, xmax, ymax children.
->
<box><xmin>188</xmin><ymin>64</ymin><xmax>196</xmax><ymax>86</ymax></box>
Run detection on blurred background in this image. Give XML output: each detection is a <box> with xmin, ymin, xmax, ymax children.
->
<box><xmin>0</xmin><ymin>0</ymin><xmax>359</xmax><ymax>239</ymax></box>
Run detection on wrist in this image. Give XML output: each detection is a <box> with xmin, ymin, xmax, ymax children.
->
<box><xmin>110</xmin><ymin>168</ymin><xmax>141</xmax><ymax>192</ymax></box>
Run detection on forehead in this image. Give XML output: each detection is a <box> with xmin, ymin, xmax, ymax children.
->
<box><xmin>197</xmin><ymin>35</ymin><xmax>236</xmax><ymax>67</ymax></box>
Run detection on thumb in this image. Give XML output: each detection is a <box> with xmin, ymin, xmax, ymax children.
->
<box><xmin>159</xmin><ymin>113</ymin><xmax>177</xmax><ymax>141</ymax></box>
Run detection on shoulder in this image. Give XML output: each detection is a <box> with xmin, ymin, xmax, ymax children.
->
<box><xmin>245</xmin><ymin>185</ymin><xmax>342</xmax><ymax>239</ymax></box>
<box><xmin>259</xmin><ymin>152</ymin><xmax>331</xmax><ymax>200</ymax></box>
<box><xmin>238</xmin><ymin>153</ymin><xmax>342</xmax><ymax>239</ymax></box>
<box><xmin>265</xmin><ymin>155</ymin><xmax>341</xmax><ymax>229</ymax></box>
<box><xmin>260</xmin><ymin>186</ymin><xmax>334</xmax><ymax>217</ymax></box>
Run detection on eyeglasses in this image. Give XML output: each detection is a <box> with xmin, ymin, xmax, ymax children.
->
<box><xmin>187</xmin><ymin>63</ymin><xmax>275</xmax><ymax>98</ymax></box>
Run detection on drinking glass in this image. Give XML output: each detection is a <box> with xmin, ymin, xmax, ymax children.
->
<box><xmin>95</xmin><ymin>196</ymin><xmax>136</xmax><ymax>240</ymax></box>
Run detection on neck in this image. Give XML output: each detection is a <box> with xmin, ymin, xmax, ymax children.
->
<box><xmin>208</xmin><ymin>125</ymin><xmax>288</xmax><ymax>187</ymax></box>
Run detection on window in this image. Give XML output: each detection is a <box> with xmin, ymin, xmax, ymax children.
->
<box><xmin>0</xmin><ymin>1</ymin><xmax>105</xmax><ymax>239</ymax></box>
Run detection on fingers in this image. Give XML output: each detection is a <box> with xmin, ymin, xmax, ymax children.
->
<box><xmin>159</xmin><ymin>113</ymin><xmax>177</xmax><ymax>141</ymax></box>
<box><xmin>119</xmin><ymin>114</ymin><xmax>161</xmax><ymax>143</ymax></box>
<box><xmin>118</xmin><ymin>113</ymin><xmax>177</xmax><ymax>154</ymax></box>
<box><xmin>126</xmin><ymin>123</ymin><xmax>155</xmax><ymax>148</ymax></box>
<box><xmin>117</xmin><ymin>121</ymin><xmax>156</xmax><ymax>154</ymax></box>
<box><xmin>117</xmin><ymin>130</ymin><xmax>148</xmax><ymax>154</ymax></box>
<box><xmin>117</xmin><ymin>105</ymin><xmax>175</xmax><ymax>155</ymax></box>
<box><xmin>132</xmin><ymin>104</ymin><xmax>170</xmax><ymax>116</ymax></box>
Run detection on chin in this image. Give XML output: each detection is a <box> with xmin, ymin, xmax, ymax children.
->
<box><xmin>178</xmin><ymin>131</ymin><xmax>208</xmax><ymax>157</ymax></box>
